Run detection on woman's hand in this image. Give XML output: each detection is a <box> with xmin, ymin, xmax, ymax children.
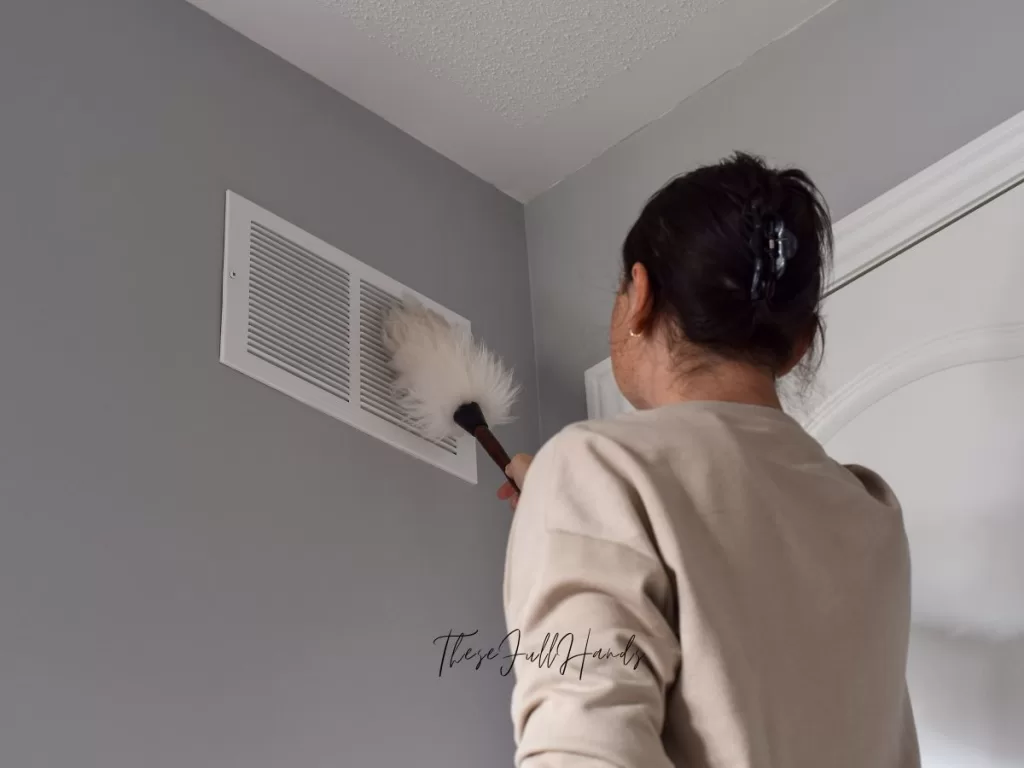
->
<box><xmin>497</xmin><ymin>453</ymin><xmax>533</xmax><ymax>511</ymax></box>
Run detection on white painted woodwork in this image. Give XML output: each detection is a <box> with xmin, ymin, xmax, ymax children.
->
<box><xmin>816</xmin><ymin>179</ymin><xmax>1024</xmax><ymax>766</ymax></box>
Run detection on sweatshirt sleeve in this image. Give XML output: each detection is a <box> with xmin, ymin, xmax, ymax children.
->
<box><xmin>503</xmin><ymin>425</ymin><xmax>682</xmax><ymax>768</ymax></box>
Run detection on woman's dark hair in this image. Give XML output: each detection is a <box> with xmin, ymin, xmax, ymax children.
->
<box><xmin>622</xmin><ymin>152</ymin><xmax>833</xmax><ymax>376</ymax></box>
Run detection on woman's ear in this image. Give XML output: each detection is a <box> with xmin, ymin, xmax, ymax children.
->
<box><xmin>628</xmin><ymin>262</ymin><xmax>655</xmax><ymax>333</ymax></box>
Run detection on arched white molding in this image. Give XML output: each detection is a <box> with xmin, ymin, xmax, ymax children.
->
<box><xmin>805</xmin><ymin>323</ymin><xmax>1024</xmax><ymax>444</ymax></box>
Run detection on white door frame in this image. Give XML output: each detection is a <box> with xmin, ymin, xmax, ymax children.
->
<box><xmin>585</xmin><ymin>109</ymin><xmax>1024</xmax><ymax>420</ymax></box>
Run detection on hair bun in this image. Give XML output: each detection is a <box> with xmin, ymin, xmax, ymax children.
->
<box><xmin>621</xmin><ymin>152</ymin><xmax>833</xmax><ymax>374</ymax></box>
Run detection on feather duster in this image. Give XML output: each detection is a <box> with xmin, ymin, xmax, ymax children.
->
<box><xmin>383</xmin><ymin>297</ymin><xmax>520</xmax><ymax>489</ymax></box>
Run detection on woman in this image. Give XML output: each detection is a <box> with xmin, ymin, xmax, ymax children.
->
<box><xmin>497</xmin><ymin>153</ymin><xmax>919</xmax><ymax>767</ymax></box>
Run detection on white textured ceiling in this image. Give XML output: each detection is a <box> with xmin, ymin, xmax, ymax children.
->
<box><xmin>188</xmin><ymin>0</ymin><xmax>836</xmax><ymax>200</ymax></box>
<box><xmin>322</xmin><ymin>0</ymin><xmax>725</xmax><ymax>126</ymax></box>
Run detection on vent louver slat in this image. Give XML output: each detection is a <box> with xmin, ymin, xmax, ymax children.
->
<box><xmin>246</xmin><ymin>223</ymin><xmax>352</xmax><ymax>401</ymax></box>
<box><xmin>220</xmin><ymin>192</ymin><xmax>475</xmax><ymax>484</ymax></box>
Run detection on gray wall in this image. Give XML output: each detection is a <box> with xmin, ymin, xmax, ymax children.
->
<box><xmin>0</xmin><ymin>1</ymin><xmax>535</xmax><ymax>766</ymax></box>
<box><xmin>525</xmin><ymin>0</ymin><xmax>1024</xmax><ymax>439</ymax></box>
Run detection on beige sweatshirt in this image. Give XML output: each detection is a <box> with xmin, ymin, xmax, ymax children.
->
<box><xmin>503</xmin><ymin>400</ymin><xmax>919</xmax><ymax>768</ymax></box>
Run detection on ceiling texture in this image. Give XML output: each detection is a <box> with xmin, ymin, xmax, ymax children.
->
<box><xmin>188</xmin><ymin>0</ymin><xmax>836</xmax><ymax>201</ymax></box>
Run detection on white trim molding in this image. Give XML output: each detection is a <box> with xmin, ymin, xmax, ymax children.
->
<box><xmin>585</xmin><ymin>108</ymin><xmax>1024</xmax><ymax>420</ymax></box>
<box><xmin>804</xmin><ymin>323</ymin><xmax>1024</xmax><ymax>444</ymax></box>
<box><xmin>830</xmin><ymin>109</ymin><xmax>1024</xmax><ymax>289</ymax></box>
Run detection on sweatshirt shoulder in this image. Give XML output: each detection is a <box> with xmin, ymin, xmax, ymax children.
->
<box><xmin>535</xmin><ymin>416</ymin><xmax>679</xmax><ymax>470</ymax></box>
<box><xmin>517</xmin><ymin>419</ymin><xmax>680</xmax><ymax>558</ymax></box>
<box><xmin>553</xmin><ymin>408</ymin><xmax>729</xmax><ymax>458</ymax></box>
<box><xmin>530</xmin><ymin>419</ymin><xmax>637</xmax><ymax>473</ymax></box>
<box><xmin>841</xmin><ymin>463</ymin><xmax>903</xmax><ymax>511</ymax></box>
<box><xmin>530</xmin><ymin>412</ymin><xmax>720</xmax><ymax>499</ymax></box>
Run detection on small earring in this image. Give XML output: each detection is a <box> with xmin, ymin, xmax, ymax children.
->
<box><xmin>629</xmin><ymin>328</ymin><xmax>642</xmax><ymax>338</ymax></box>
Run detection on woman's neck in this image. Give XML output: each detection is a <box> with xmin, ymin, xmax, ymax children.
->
<box><xmin>638</xmin><ymin>350</ymin><xmax>783</xmax><ymax>411</ymax></box>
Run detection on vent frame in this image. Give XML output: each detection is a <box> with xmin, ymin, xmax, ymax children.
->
<box><xmin>220</xmin><ymin>191</ymin><xmax>477</xmax><ymax>484</ymax></box>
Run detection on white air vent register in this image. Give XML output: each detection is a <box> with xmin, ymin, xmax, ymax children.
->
<box><xmin>219</xmin><ymin>192</ymin><xmax>477</xmax><ymax>483</ymax></box>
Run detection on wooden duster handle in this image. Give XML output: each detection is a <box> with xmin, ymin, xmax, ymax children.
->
<box><xmin>473</xmin><ymin>426</ymin><xmax>519</xmax><ymax>493</ymax></box>
<box><xmin>453</xmin><ymin>402</ymin><xmax>519</xmax><ymax>494</ymax></box>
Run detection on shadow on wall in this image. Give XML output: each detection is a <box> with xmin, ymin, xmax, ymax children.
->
<box><xmin>908</xmin><ymin>623</ymin><xmax>1024</xmax><ymax>766</ymax></box>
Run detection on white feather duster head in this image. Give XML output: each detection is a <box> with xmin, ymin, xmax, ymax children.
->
<box><xmin>383</xmin><ymin>297</ymin><xmax>519</xmax><ymax>441</ymax></box>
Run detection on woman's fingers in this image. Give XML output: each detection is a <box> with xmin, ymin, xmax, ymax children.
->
<box><xmin>505</xmin><ymin>453</ymin><xmax>534</xmax><ymax>489</ymax></box>
<box><xmin>496</xmin><ymin>453</ymin><xmax>533</xmax><ymax>512</ymax></box>
<box><xmin>496</xmin><ymin>481</ymin><xmax>519</xmax><ymax>512</ymax></box>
